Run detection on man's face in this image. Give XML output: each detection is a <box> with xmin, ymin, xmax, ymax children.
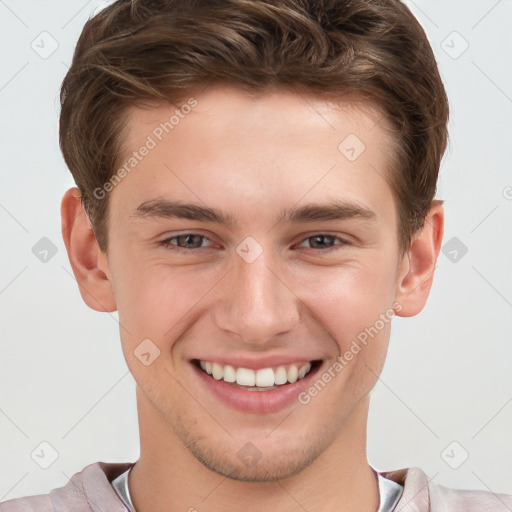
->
<box><xmin>103</xmin><ymin>86</ymin><xmax>407</xmax><ymax>480</ymax></box>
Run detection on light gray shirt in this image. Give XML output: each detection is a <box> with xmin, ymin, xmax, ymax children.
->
<box><xmin>111</xmin><ymin>464</ymin><xmax>403</xmax><ymax>512</ymax></box>
<box><xmin>2</xmin><ymin>461</ymin><xmax>512</xmax><ymax>511</ymax></box>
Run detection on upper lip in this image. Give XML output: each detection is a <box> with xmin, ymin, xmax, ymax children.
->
<box><xmin>192</xmin><ymin>355</ymin><xmax>321</xmax><ymax>370</ymax></box>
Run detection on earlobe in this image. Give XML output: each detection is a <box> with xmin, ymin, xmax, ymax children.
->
<box><xmin>61</xmin><ymin>187</ymin><xmax>117</xmax><ymax>312</ymax></box>
<box><xmin>394</xmin><ymin>202</ymin><xmax>444</xmax><ymax>317</ymax></box>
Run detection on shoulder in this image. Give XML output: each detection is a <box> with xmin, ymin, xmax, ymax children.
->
<box><xmin>0</xmin><ymin>494</ymin><xmax>54</xmax><ymax>512</ymax></box>
<box><xmin>428</xmin><ymin>478</ymin><xmax>512</xmax><ymax>511</ymax></box>
<box><xmin>381</xmin><ymin>466</ymin><xmax>512</xmax><ymax>512</ymax></box>
<box><xmin>0</xmin><ymin>461</ymin><xmax>133</xmax><ymax>512</ymax></box>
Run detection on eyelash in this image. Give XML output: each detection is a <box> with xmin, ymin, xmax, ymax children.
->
<box><xmin>160</xmin><ymin>233</ymin><xmax>350</xmax><ymax>253</ymax></box>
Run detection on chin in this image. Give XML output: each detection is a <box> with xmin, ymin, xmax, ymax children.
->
<box><xmin>179</xmin><ymin>427</ymin><xmax>328</xmax><ymax>482</ymax></box>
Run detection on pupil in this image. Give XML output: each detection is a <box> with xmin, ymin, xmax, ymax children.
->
<box><xmin>312</xmin><ymin>235</ymin><xmax>332</xmax><ymax>248</ymax></box>
<box><xmin>180</xmin><ymin>234</ymin><xmax>200</xmax><ymax>248</ymax></box>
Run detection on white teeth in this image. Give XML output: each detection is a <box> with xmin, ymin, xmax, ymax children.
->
<box><xmin>212</xmin><ymin>362</ymin><xmax>223</xmax><ymax>380</ymax></box>
<box><xmin>274</xmin><ymin>366</ymin><xmax>288</xmax><ymax>385</ymax></box>
<box><xmin>236</xmin><ymin>367</ymin><xmax>255</xmax><ymax>386</ymax></box>
<box><xmin>287</xmin><ymin>365</ymin><xmax>298</xmax><ymax>383</ymax></box>
<box><xmin>255</xmin><ymin>368</ymin><xmax>274</xmax><ymax>387</ymax></box>
<box><xmin>197</xmin><ymin>360</ymin><xmax>315</xmax><ymax>387</ymax></box>
<box><xmin>298</xmin><ymin>362</ymin><xmax>311</xmax><ymax>379</ymax></box>
<box><xmin>223</xmin><ymin>365</ymin><xmax>236</xmax><ymax>383</ymax></box>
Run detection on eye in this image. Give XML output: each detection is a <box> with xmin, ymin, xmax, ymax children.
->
<box><xmin>159</xmin><ymin>233</ymin><xmax>348</xmax><ymax>252</ymax></box>
<box><xmin>161</xmin><ymin>233</ymin><xmax>214</xmax><ymax>250</ymax></box>
<box><xmin>297</xmin><ymin>234</ymin><xmax>348</xmax><ymax>250</ymax></box>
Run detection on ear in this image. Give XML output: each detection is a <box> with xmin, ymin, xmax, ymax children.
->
<box><xmin>394</xmin><ymin>202</ymin><xmax>444</xmax><ymax>317</ymax></box>
<box><xmin>61</xmin><ymin>187</ymin><xmax>117</xmax><ymax>312</ymax></box>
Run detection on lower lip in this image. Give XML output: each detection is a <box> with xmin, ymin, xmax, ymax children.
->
<box><xmin>192</xmin><ymin>361</ymin><xmax>322</xmax><ymax>414</ymax></box>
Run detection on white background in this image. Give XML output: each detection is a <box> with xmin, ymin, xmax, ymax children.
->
<box><xmin>0</xmin><ymin>0</ymin><xmax>511</xmax><ymax>501</ymax></box>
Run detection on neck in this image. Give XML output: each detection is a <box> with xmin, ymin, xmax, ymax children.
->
<box><xmin>129</xmin><ymin>388</ymin><xmax>379</xmax><ymax>512</ymax></box>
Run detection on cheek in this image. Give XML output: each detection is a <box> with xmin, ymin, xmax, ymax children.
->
<box><xmin>290</xmin><ymin>256</ymin><xmax>397</xmax><ymax>352</ymax></box>
<box><xmin>112</xmin><ymin>258</ymin><xmax>218</xmax><ymax>344</ymax></box>
<box><xmin>111</xmin><ymin>262</ymin><xmax>206</xmax><ymax>394</ymax></box>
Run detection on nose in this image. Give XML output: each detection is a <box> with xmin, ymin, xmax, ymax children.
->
<box><xmin>213</xmin><ymin>249</ymin><xmax>300</xmax><ymax>345</ymax></box>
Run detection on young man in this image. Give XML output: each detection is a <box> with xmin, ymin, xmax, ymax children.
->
<box><xmin>2</xmin><ymin>0</ymin><xmax>511</xmax><ymax>511</ymax></box>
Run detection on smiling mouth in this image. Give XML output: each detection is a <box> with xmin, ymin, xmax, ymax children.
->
<box><xmin>192</xmin><ymin>359</ymin><xmax>322</xmax><ymax>391</ymax></box>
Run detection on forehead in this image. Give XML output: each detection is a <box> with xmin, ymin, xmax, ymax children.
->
<box><xmin>125</xmin><ymin>85</ymin><xmax>391</xmax><ymax>152</ymax></box>
<box><xmin>113</xmin><ymin>85</ymin><xmax>397</xmax><ymax>228</ymax></box>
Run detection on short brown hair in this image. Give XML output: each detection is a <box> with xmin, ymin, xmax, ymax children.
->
<box><xmin>60</xmin><ymin>0</ymin><xmax>449</xmax><ymax>254</ymax></box>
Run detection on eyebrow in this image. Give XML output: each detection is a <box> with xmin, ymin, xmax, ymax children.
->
<box><xmin>132</xmin><ymin>198</ymin><xmax>376</xmax><ymax>225</ymax></box>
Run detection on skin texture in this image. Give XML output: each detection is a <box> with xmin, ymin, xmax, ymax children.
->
<box><xmin>61</xmin><ymin>85</ymin><xmax>444</xmax><ymax>512</ymax></box>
